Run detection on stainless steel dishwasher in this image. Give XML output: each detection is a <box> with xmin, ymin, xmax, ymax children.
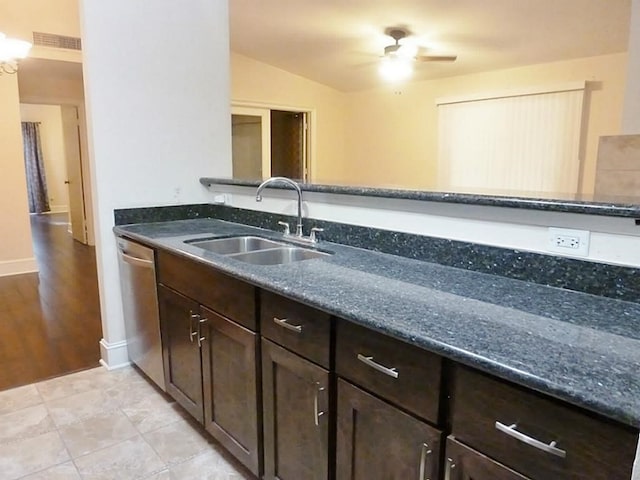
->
<box><xmin>116</xmin><ymin>236</ymin><xmax>166</xmax><ymax>391</ymax></box>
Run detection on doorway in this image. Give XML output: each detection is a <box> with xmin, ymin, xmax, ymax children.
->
<box><xmin>231</xmin><ymin>104</ymin><xmax>311</xmax><ymax>182</ymax></box>
<box><xmin>20</xmin><ymin>103</ymin><xmax>90</xmax><ymax>244</ymax></box>
<box><xmin>0</xmin><ymin>58</ymin><xmax>104</xmax><ymax>390</ymax></box>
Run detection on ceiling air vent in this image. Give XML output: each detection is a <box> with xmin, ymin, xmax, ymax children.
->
<box><xmin>32</xmin><ymin>32</ymin><xmax>82</xmax><ymax>51</ymax></box>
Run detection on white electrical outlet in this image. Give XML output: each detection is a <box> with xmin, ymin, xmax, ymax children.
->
<box><xmin>212</xmin><ymin>193</ymin><xmax>231</xmax><ymax>205</ymax></box>
<box><xmin>547</xmin><ymin>227</ymin><xmax>590</xmax><ymax>256</ymax></box>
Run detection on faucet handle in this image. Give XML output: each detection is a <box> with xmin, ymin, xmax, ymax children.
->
<box><xmin>277</xmin><ymin>221</ymin><xmax>290</xmax><ymax>235</ymax></box>
<box><xmin>310</xmin><ymin>227</ymin><xmax>324</xmax><ymax>243</ymax></box>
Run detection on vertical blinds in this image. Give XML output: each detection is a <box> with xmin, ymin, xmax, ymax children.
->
<box><xmin>437</xmin><ymin>84</ymin><xmax>586</xmax><ymax>194</ymax></box>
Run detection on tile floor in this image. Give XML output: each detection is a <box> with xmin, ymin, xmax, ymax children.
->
<box><xmin>0</xmin><ymin>366</ymin><xmax>253</xmax><ymax>479</ymax></box>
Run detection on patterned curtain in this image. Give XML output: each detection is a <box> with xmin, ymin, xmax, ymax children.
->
<box><xmin>21</xmin><ymin>122</ymin><xmax>50</xmax><ymax>214</ymax></box>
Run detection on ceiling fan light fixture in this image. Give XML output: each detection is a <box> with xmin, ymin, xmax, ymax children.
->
<box><xmin>0</xmin><ymin>32</ymin><xmax>32</xmax><ymax>74</ymax></box>
<box><xmin>396</xmin><ymin>43</ymin><xmax>418</xmax><ymax>59</ymax></box>
<box><xmin>378</xmin><ymin>55</ymin><xmax>413</xmax><ymax>82</ymax></box>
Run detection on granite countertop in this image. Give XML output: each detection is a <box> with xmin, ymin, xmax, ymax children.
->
<box><xmin>200</xmin><ymin>177</ymin><xmax>640</xmax><ymax>218</ymax></box>
<box><xmin>115</xmin><ymin>218</ymin><xmax>640</xmax><ymax>428</ymax></box>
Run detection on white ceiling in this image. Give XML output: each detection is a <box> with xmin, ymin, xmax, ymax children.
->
<box><xmin>229</xmin><ymin>0</ymin><xmax>631</xmax><ymax>92</ymax></box>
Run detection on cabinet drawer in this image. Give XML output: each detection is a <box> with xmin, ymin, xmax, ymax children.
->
<box><xmin>451</xmin><ymin>366</ymin><xmax>638</xmax><ymax>480</ymax></box>
<box><xmin>336</xmin><ymin>320</ymin><xmax>441</xmax><ymax>423</ymax></box>
<box><xmin>261</xmin><ymin>291</ymin><xmax>331</xmax><ymax>368</ymax></box>
<box><xmin>157</xmin><ymin>250</ymin><xmax>256</xmax><ymax>329</ymax></box>
<box><xmin>445</xmin><ymin>436</ymin><xmax>531</xmax><ymax>480</ymax></box>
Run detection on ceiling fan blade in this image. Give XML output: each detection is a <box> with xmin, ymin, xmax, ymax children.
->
<box><xmin>416</xmin><ymin>54</ymin><xmax>457</xmax><ymax>62</ymax></box>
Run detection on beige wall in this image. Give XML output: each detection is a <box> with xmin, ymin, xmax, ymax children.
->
<box><xmin>623</xmin><ymin>0</ymin><xmax>640</xmax><ymax>133</ymax></box>
<box><xmin>231</xmin><ymin>53</ymin><xmax>347</xmax><ymax>184</ymax></box>
<box><xmin>20</xmin><ymin>104</ymin><xmax>70</xmax><ymax>213</ymax></box>
<box><xmin>18</xmin><ymin>61</ymin><xmax>85</xmax><ymax>105</ymax></box>
<box><xmin>342</xmin><ymin>53</ymin><xmax>627</xmax><ymax>193</ymax></box>
<box><xmin>0</xmin><ymin>0</ymin><xmax>84</xmax><ymax>276</ymax></box>
<box><xmin>0</xmin><ymin>0</ymin><xmax>80</xmax><ymax>39</ymax></box>
<box><xmin>0</xmin><ymin>76</ymin><xmax>36</xmax><ymax>276</ymax></box>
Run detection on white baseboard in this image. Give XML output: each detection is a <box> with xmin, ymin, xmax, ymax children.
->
<box><xmin>99</xmin><ymin>338</ymin><xmax>131</xmax><ymax>370</ymax></box>
<box><xmin>0</xmin><ymin>258</ymin><xmax>39</xmax><ymax>277</ymax></box>
<box><xmin>46</xmin><ymin>206</ymin><xmax>69</xmax><ymax>214</ymax></box>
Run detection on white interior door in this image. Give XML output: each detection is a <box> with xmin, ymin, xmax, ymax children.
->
<box><xmin>60</xmin><ymin>105</ymin><xmax>88</xmax><ymax>244</ymax></box>
<box><xmin>231</xmin><ymin>106</ymin><xmax>271</xmax><ymax>180</ymax></box>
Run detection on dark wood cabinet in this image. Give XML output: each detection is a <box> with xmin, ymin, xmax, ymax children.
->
<box><xmin>154</xmin><ymin>247</ymin><xmax>639</xmax><ymax>480</ymax></box>
<box><xmin>262</xmin><ymin>338</ymin><xmax>330</xmax><ymax>480</ymax></box>
<box><xmin>450</xmin><ymin>366</ymin><xmax>638</xmax><ymax>480</ymax></box>
<box><xmin>445</xmin><ymin>437</ymin><xmax>531</xmax><ymax>480</ymax></box>
<box><xmin>201</xmin><ymin>306</ymin><xmax>260</xmax><ymax>475</ymax></box>
<box><xmin>336</xmin><ymin>320</ymin><xmax>441</xmax><ymax>423</ymax></box>
<box><xmin>336</xmin><ymin>379</ymin><xmax>441</xmax><ymax>480</ymax></box>
<box><xmin>157</xmin><ymin>254</ymin><xmax>261</xmax><ymax>477</ymax></box>
<box><xmin>157</xmin><ymin>250</ymin><xmax>256</xmax><ymax>329</ymax></box>
<box><xmin>158</xmin><ymin>284</ymin><xmax>204</xmax><ymax>422</ymax></box>
<box><xmin>261</xmin><ymin>291</ymin><xmax>332</xmax><ymax>368</ymax></box>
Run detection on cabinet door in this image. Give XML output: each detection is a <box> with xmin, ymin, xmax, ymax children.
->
<box><xmin>201</xmin><ymin>306</ymin><xmax>260</xmax><ymax>476</ymax></box>
<box><xmin>262</xmin><ymin>339</ymin><xmax>329</xmax><ymax>480</ymax></box>
<box><xmin>336</xmin><ymin>379</ymin><xmax>441</xmax><ymax>480</ymax></box>
<box><xmin>445</xmin><ymin>437</ymin><xmax>531</xmax><ymax>480</ymax></box>
<box><xmin>158</xmin><ymin>285</ymin><xmax>204</xmax><ymax>422</ymax></box>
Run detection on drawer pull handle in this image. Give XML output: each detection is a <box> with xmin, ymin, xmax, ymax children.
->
<box><xmin>418</xmin><ymin>442</ymin><xmax>432</xmax><ymax>480</ymax></box>
<box><xmin>357</xmin><ymin>354</ymin><xmax>399</xmax><ymax>379</ymax></box>
<box><xmin>444</xmin><ymin>458</ymin><xmax>456</xmax><ymax>480</ymax></box>
<box><xmin>495</xmin><ymin>421</ymin><xmax>566</xmax><ymax>458</ymax></box>
<box><xmin>189</xmin><ymin>312</ymin><xmax>199</xmax><ymax>343</ymax></box>
<box><xmin>313</xmin><ymin>383</ymin><xmax>326</xmax><ymax>426</ymax></box>
<box><xmin>196</xmin><ymin>317</ymin><xmax>207</xmax><ymax>348</ymax></box>
<box><xmin>273</xmin><ymin>317</ymin><xmax>302</xmax><ymax>333</ymax></box>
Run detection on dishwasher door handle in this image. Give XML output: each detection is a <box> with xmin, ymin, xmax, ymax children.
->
<box><xmin>120</xmin><ymin>251</ymin><xmax>154</xmax><ymax>269</ymax></box>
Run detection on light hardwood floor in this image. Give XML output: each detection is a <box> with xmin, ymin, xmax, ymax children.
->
<box><xmin>0</xmin><ymin>213</ymin><xmax>102</xmax><ymax>391</ymax></box>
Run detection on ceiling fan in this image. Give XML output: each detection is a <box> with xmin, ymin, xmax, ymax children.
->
<box><xmin>382</xmin><ymin>28</ymin><xmax>457</xmax><ymax>63</ymax></box>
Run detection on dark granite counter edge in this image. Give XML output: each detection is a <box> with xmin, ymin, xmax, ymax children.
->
<box><xmin>199</xmin><ymin>177</ymin><xmax>640</xmax><ymax>218</ymax></box>
<box><xmin>114</xmin><ymin>221</ymin><xmax>640</xmax><ymax>428</ymax></box>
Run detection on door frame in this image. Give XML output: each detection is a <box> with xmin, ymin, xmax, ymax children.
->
<box><xmin>232</xmin><ymin>100</ymin><xmax>315</xmax><ymax>182</ymax></box>
<box><xmin>19</xmin><ymin>98</ymin><xmax>95</xmax><ymax>246</ymax></box>
<box><xmin>231</xmin><ymin>105</ymin><xmax>272</xmax><ymax>179</ymax></box>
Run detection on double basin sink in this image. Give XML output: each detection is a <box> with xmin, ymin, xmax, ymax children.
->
<box><xmin>185</xmin><ymin>236</ymin><xmax>331</xmax><ymax>265</ymax></box>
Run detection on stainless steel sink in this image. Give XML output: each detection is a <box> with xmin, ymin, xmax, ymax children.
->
<box><xmin>186</xmin><ymin>236</ymin><xmax>287</xmax><ymax>255</ymax></box>
<box><xmin>228</xmin><ymin>246</ymin><xmax>331</xmax><ymax>265</ymax></box>
<box><xmin>185</xmin><ymin>235</ymin><xmax>331</xmax><ymax>265</ymax></box>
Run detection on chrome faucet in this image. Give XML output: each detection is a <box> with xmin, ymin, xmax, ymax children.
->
<box><xmin>256</xmin><ymin>177</ymin><xmax>304</xmax><ymax>237</ymax></box>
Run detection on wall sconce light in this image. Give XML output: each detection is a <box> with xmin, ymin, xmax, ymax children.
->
<box><xmin>0</xmin><ymin>32</ymin><xmax>32</xmax><ymax>75</ymax></box>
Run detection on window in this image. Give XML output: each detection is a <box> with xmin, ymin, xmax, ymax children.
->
<box><xmin>437</xmin><ymin>83</ymin><xmax>586</xmax><ymax>194</ymax></box>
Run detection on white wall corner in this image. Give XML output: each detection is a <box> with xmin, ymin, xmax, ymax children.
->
<box><xmin>0</xmin><ymin>258</ymin><xmax>39</xmax><ymax>277</ymax></box>
<box><xmin>99</xmin><ymin>338</ymin><xmax>130</xmax><ymax>370</ymax></box>
<box><xmin>632</xmin><ymin>435</ymin><xmax>640</xmax><ymax>480</ymax></box>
